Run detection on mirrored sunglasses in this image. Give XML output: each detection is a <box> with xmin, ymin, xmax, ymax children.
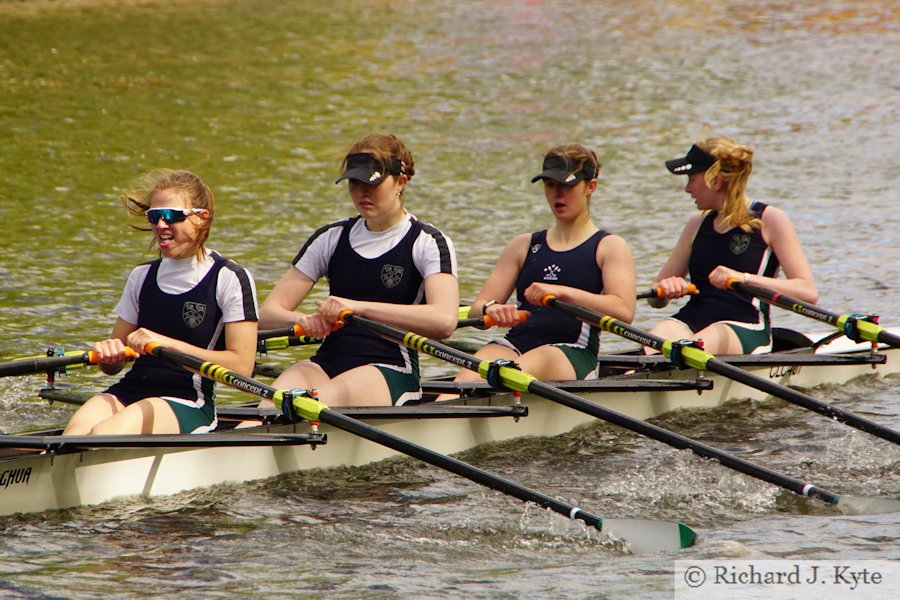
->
<box><xmin>146</xmin><ymin>207</ymin><xmax>205</xmax><ymax>225</ymax></box>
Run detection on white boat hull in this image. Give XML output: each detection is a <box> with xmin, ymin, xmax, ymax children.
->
<box><xmin>1</xmin><ymin>333</ymin><xmax>896</xmax><ymax>517</ymax></box>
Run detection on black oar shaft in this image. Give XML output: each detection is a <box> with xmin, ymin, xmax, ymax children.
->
<box><xmin>340</xmin><ymin>312</ymin><xmax>842</xmax><ymax>506</ymax></box>
<box><xmin>706</xmin><ymin>359</ymin><xmax>900</xmax><ymax>444</ymax></box>
<box><xmin>729</xmin><ymin>280</ymin><xmax>900</xmax><ymax>349</ymax></box>
<box><xmin>145</xmin><ymin>344</ymin><xmax>633</xmax><ymax>536</ymax></box>
<box><xmin>546</xmin><ymin>297</ymin><xmax>900</xmax><ymax>446</ymax></box>
<box><xmin>319</xmin><ymin>408</ymin><xmax>608</xmax><ymax>529</ymax></box>
<box><xmin>0</xmin><ymin>352</ymin><xmax>91</xmax><ymax>377</ymax></box>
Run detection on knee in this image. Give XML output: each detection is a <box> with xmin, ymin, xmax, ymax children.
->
<box><xmin>88</xmin><ymin>421</ymin><xmax>114</xmax><ymax>436</ymax></box>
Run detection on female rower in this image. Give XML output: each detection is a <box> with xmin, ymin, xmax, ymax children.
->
<box><xmin>448</xmin><ymin>143</ymin><xmax>635</xmax><ymax>389</ymax></box>
<box><xmin>645</xmin><ymin>137</ymin><xmax>817</xmax><ymax>355</ymax></box>
<box><xmin>257</xmin><ymin>133</ymin><xmax>458</xmax><ymax>407</ymax></box>
<box><xmin>63</xmin><ymin>170</ymin><xmax>259</xmax><ymax>435</ymax></box>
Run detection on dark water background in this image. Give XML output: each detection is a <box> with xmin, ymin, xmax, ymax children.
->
<box><xmin>0</xmin><ymin>1</ymin><xmax>897</xmax><ymax>597</ymax></box>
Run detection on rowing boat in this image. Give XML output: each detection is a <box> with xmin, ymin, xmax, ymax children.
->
<box><xmin>0</xmin><ymin>327</ymin><xmax>895</xmax><ymax>518</ymax></box>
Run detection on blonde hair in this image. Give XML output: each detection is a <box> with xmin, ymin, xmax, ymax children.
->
<box><xmin>698</xmin><ymin>137</ymin><xmax>759</xmax><ymax>232</ymax></box>
<box><xmin>121</xmin><ymin>169</ymin><xmax>214</xmax><ymax>259</ymax></box>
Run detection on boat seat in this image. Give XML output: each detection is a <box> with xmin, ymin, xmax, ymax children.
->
<box><xmin>771</xmin><ymin>327</ymin><xmax>813</xmax><ymax>352</ymax></box>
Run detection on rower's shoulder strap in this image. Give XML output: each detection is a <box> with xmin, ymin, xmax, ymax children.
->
<box><xmin>749</xmin><ymin>201</ymin><xmax>768</xmax><ymax>217</ymax></box>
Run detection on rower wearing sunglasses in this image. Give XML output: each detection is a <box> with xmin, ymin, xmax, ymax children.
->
<box><xmin>253</xmin><ymin>133</ymin><xmax>458</xmax><ymax>409</ymax></box>
<box><xmin>63</xmin><ymin>170</ymin><xmax>259</xmax><ymax>436</ymax></box>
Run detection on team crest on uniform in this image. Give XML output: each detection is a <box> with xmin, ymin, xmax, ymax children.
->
<box><xmin>182</xmin><ymin>302</ymin><xmax>207</xmax><ymax>328</ymax></box>
<box><xmin>543</xmin><ymin>264</ymin><xmax>561</xmax><ymax>281</ymax></box>
<box><xmin>381</xmin><ymin>264</ymin><xmax>404</xmax><ymax>288</ymax></box>
<box><xmin>730</xmin><ymin>234</ymin><xmax>751</xmax><ymax>255</ymax></box>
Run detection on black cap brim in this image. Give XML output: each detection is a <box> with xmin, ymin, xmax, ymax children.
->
<box><xmin>665</xmin><ymin>144</ymin><xmax>716</xmax><ymax>175</ymax></box>
<box><xmin>531</xmin><ymin>169</ymin><xmax>587</xmax><ymax>185</ymax></box>
<box><xmin>335</xmin><ymin>167</ymin><xmax>386</xmax><ymax>185</ymax></box>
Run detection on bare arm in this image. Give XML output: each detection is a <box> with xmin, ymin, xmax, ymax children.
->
<box><xmin>125</xmin><ymin>319</ymin><xmax>258</xmax><ymax>377</ymax></box>
<box><xmin>708</xmin><ymin>206</ymin><xmax>817</xmax><ymax>302</ymax></box>
<box><xmin>316</xmin><ymin>272</ymin><xmax>460</xmax><ymax>339</ymax></box>
<box><xmin>258</xmin><ymin>266</ymin><xmax>334</xmax><ymax>337</ymax></box>
<box><xmin>522</xmin><ymin>234</ymin><xmax>636</xmax><ymax>323</ymax></box>
<box><xmin>468</xmin><ymin>233</ymin><xmax>530</xmax><ymax>327</ymax></box>
<box><xmin>648</xmin><ymin>213</ymin><xmax>705</xmax><ymax>308</ymax></box>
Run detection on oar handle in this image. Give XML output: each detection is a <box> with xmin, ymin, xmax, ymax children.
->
<box><xmin>258</xmin><ymin>322</ymin><xmax>340</xmax><ymax>341</ymax></box>
<box><xmin>637</xmin><ymin>284</ymin><xmax>698</xmax><ymax>300</ymax></box>
<box><xmin>86</xmin><ymin>347</ymin><xmax>138</xmax><ymax>364</ymax></box>
<box><xmin>457</xmin><ymin>310</ymin><xmax>530</xmax><ymax>329</ymax></box>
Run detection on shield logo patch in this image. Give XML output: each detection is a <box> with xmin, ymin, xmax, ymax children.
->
<box><xmin>183</xmin><ymin>301</ymin><xmax>207</xmax><ymax>328</ymax></box>
<box><xmin>729</xmin><ymin>234</ymin><xmax>751</xmax><ymax>255</ymax></box>
<box><xmin>381</xmin><ymin>264</ymin><xmax>404</xmax><ymax>288</ymax></box>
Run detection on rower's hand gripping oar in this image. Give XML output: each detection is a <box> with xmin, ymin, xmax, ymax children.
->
<box><xmin>144</xmin><ymin>341</ymin><xmax>696</xmax><ymax>553</ymax></box>
<box><xmin>258</xmin><ymin>322</ymin><xmax>340</xmax><ymax>342</ymax></box>
<box><xmin>637</xmin><ymin>284</ymin><xmax>698</xmax><ymax>301</ymax></box>
<box><xmin>340</xmin><ymin>309</ymin><xmax>899</xmax><ymax>516</ymax></box>
<box><xmin>0</xmin><ymin>348</ymin><xmax>138</xmax><ymax>378</ymax></box>
<box><xmin>542</xmin><ymin>295</ymin><xmax>900</xmax><ymax>447</ymax></box>
<box><xmin>457</xmin><ymin>310</ymin><xmax>530</xmax><ymax>329</ymax></box>
<box><xmin>726</xmin><ymin>278</ymin><xmax>900</xmax><ymax>349</ymax></box>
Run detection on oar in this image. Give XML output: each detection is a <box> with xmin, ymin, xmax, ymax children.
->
<box><xmin>3</xmin><ymin>432</ymin><xmax>325</xmax><ymax>451</ymax></box>
<box><xmin>258</xmin><ymin>335</ymin><xmax>323</xmax><ymax>354</ymax></box>
<box><xmin>637</xmin><ymin>284</ymin><xmax>698</xmax><ymax>300</ymax></box>
<box><xmin>338</xmin><ymin>311</ymin><xmax>900</xmax><ymax>515</ymax></box>
<box><xmin>145</xmin><ymin>342</ymin><xmax>696</xmax><ymax>553</ymax></box>
<box><xmin>0</xmin><ymin>348</ymin><xmax>137</xmax><ymax>378</ymax></box>
<box><xmin>457</xmin><ymin>310</ymin><xmax>530</xmax><ymax>329</ymax></box>
<box><xmin>726</xmin><ymin>279</ymin><xmax>900</xmax><ymax>349</ymax></box>
<box><xmin>542</xmin><ymin>296</ymin><xmax>900</xmax><ymax>446</ymax></box>
<box><xmin>258</xmin><ymin>323</ymin><xmax>335</xmax><ymax>341</ymax></box>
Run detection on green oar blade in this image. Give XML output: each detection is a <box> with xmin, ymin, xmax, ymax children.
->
<box><xmin>601</xmin><ymin>519</ymin><xmax>697</xmax><ymax>554</ymax></box>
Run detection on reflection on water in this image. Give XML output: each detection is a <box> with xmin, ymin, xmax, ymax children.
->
<box><xmin>0</xmin><ymin>0</ymin><xmax>899</xmax><ymax>597</ymax></box>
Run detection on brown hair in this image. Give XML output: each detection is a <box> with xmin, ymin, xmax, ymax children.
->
<box><xmin>698</xmin><ymin>137</ymin><xmax>759</xmax><ymax>232</ymax></box>
<box><xmin>121</xmin><ymin>169</ymin><xmax>214</xmax><ymax>259</ymax></box>
<box><xmin>341</xmin><ymin>133</ymin><xmax>415</xmax><ymax>194</ymax></box>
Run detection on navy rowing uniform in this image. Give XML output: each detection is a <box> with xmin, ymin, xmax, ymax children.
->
<box><xmin>673</xmin><ymin>202</ymin><xmax>780</xmax><ymax>332</ymax></box>
<box><xmin>294</xmin><ymin>214</ymin><xmax>456</xmax><ymax>382</ymax></box>
<box><xmin>504</xmin><ymin>229</ymin><xmax>607</xmax><ymax>356</ymax></box>
<box><xmin>105</xmin><ymin>251</ymin><xmax>258</xmax><ymax>417</ymax></box>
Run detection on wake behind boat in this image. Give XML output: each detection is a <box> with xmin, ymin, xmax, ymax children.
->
<box><xmin>0</xmin><ymin>327</ymin><xmax>895</xmax><ymax>521</ymax></box>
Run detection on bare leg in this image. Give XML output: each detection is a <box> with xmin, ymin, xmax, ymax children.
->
<box><xmin>436</xmin><ymin>343</ymin><xmax>520</xmax><ymax>401</ymax></box>
<box><xmin>237</xmin><ymin>360</ymin><xmax>332</xmax><ymax>428</ymax></box>
<box><xmin>62</xmin><ymin>393</ymin><xmax>124</xmax><ymax>435</ymax></box>
<box><xmin>691</xmin><ymin>323</ymin><xmax>744</xmax><ymax>355</ymax></box>
<box><xmin>645</xmin><ymin>319</ymin><xmax>743</xmax><ymax>355</ymax></box>
<box><xmin>316</xmin><ymin>365</ymin><xmax>392</xmax><ymax>407</ymax></box>
<box><xmin>89</xmin><ymin>397</ymin><xmax>180</xmax><ymax>435</ymax></box>
<box><xmin>644</xmin><ymin>319</ymin><xmax>694</xmax><ymax>355</ymax></box>
<box><xmin>515</xmin><ymin>345</ymin><xmax>577</xmax><ymax>381</ymax></box>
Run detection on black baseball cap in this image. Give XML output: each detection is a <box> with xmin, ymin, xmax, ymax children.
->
<box><xmin>531</xmin><ymin>155</ymin><xmax>597</xmax><ymax>185</ymax></box>
<box><xmin>665</xmin><ymin>144</ymin><xmax>716</xmax><ymax>175</ymax></box>
<box><xmin>335</xmin><ymin>153</ymin><xmax>405</xmax><ymax>185</ymax></box>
